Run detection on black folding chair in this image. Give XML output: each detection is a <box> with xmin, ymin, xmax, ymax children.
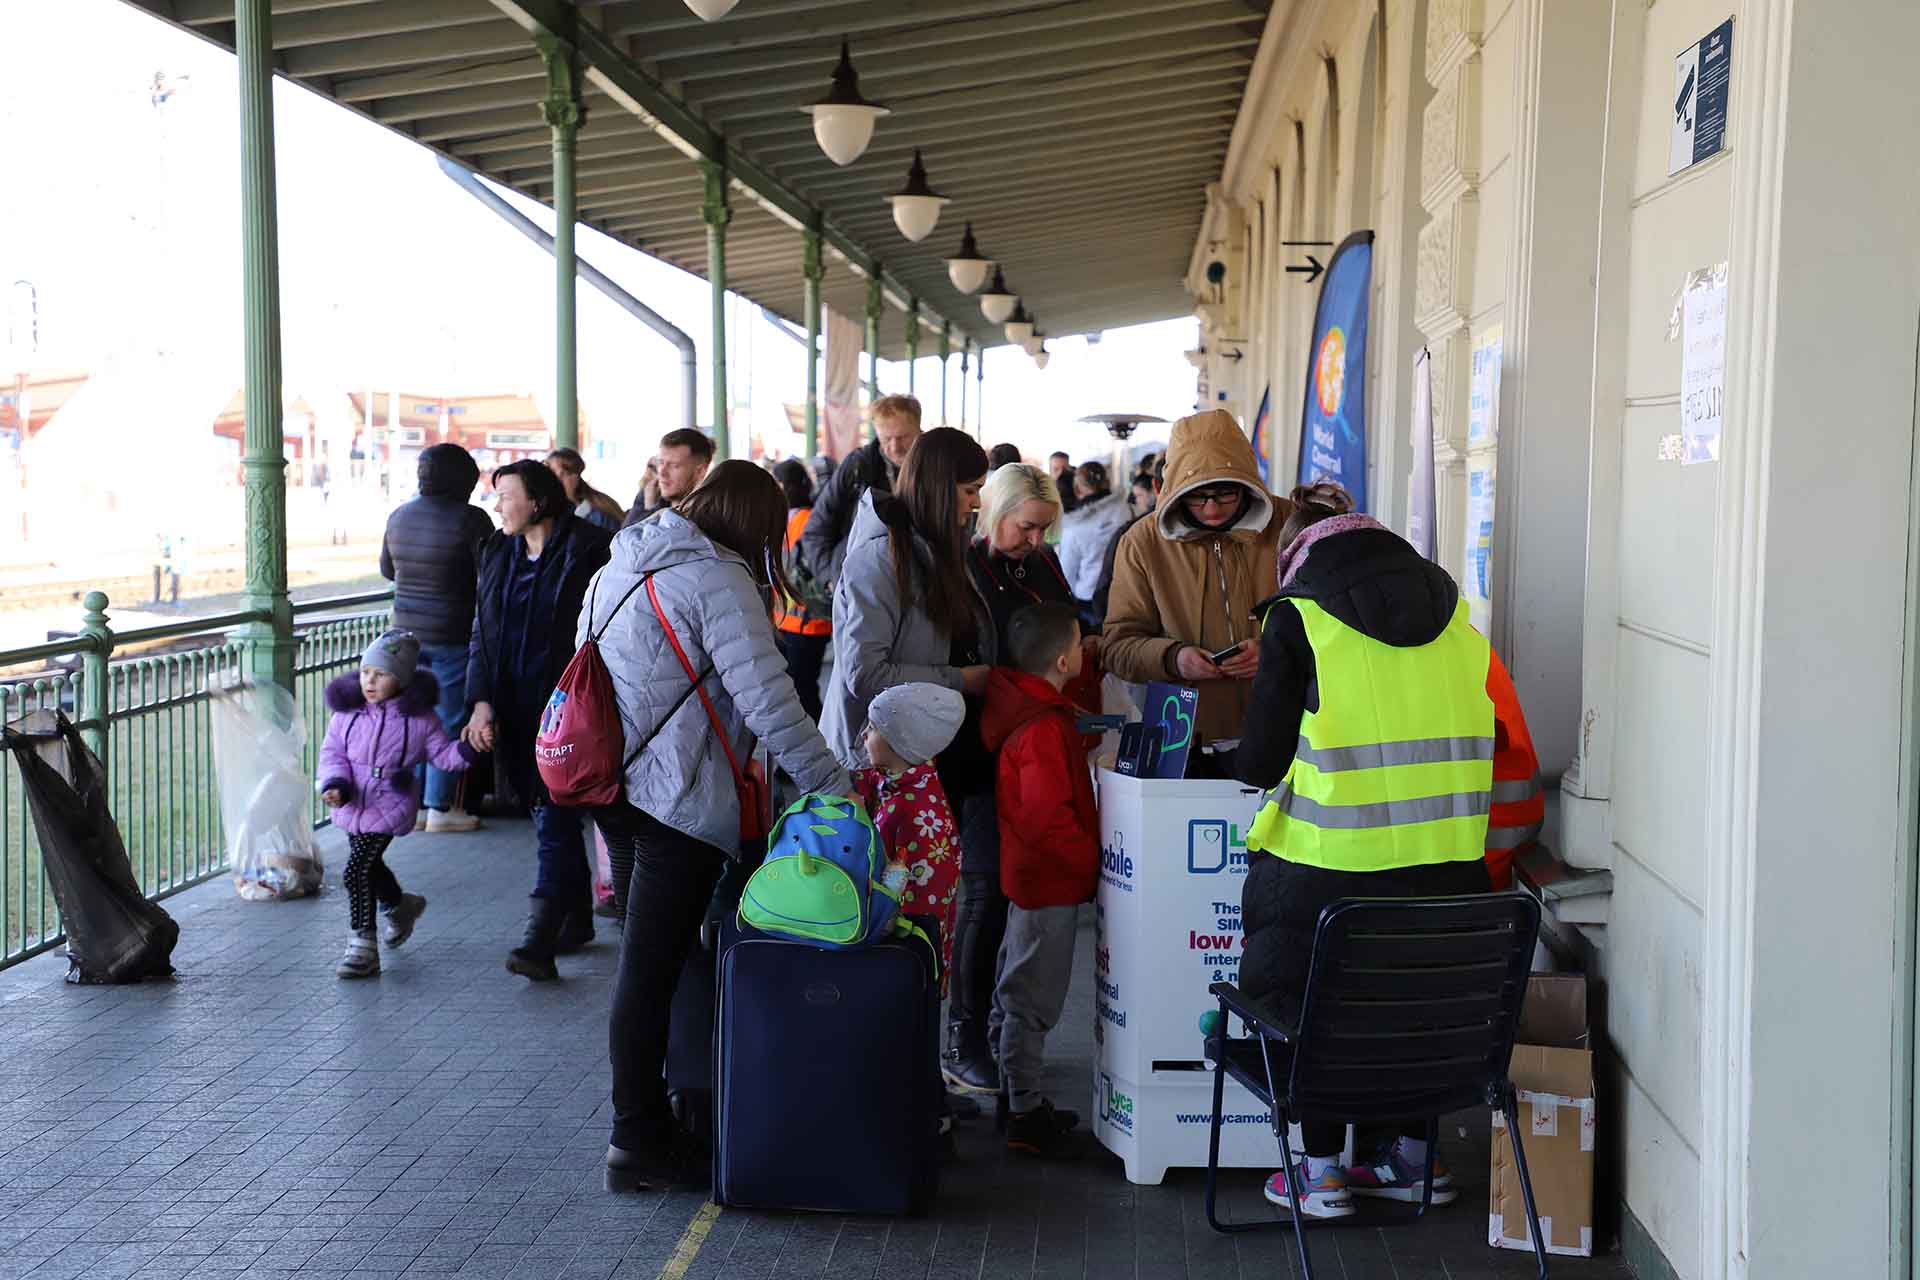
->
<box><xmin>1203</xmin><ymin>892</ymin><xmax>1549</xmax><ymax>1279</ymax></box>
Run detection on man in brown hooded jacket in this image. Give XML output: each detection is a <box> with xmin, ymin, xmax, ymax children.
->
<box><xmin>1103</xmin><ymin>409</ymin><xmax>1293</xmax><ymax>756</ymax></box>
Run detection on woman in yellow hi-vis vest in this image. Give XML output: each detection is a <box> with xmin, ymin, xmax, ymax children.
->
<box><xmin>1234</xmin><ymin>482</ymin><xmax>1513</xmax><ymax>1221</ymax></box>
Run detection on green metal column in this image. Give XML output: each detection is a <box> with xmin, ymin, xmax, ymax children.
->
<box><xmin>237</xmin><ymin>0</ymin><xmax>293</xmax><ymax>692</ymax></box>
<box><xmin>79</xmin><ymin>593</ymin><xmax>113</xmax><ymax>772</ymax></box>
<box><xmin>938</xmin><ymin>324</ymin><xmax>950</xmax><ymax>425</ymax></box>
<box><xmin>959</xmin><ymin>339</ymin><xmax>969</xmax><ymax>428</ymax></box>
<box><xmin>538</xmin><ymin>34</ymin><xmax>583</xmax><ymax>452</ymax></box>
<box><xmin>904</xmin><ymin>299</ymin><xmax>919</xmax><ymax>397</ymax></box>
<box><xmin>864</xmin><ymin>273</ymin><xmax>883</xmax><ymax>409</ymax></box>
<box><xmin>802</xmin><ymin>224</ymin><xmax>823</xmax><ymax>458</ymax></box>
<box><xmin>701</xmin><ymin>158</ymin><xmax>731</xmax><ymax>456</ymax></box>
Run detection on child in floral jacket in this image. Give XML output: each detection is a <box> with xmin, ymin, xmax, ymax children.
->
<box><xmin>851</xmin><ymin>683</ymin><xmax>965</xmax><ymax>988</ymax></box>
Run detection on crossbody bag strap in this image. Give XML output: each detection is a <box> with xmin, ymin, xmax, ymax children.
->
<box><xmin>645</xmin><ymin>575</ymin><xmax>747</xmax><ymax>787</ymax></box>
<box><xmin>621</xmin><ymin>657</ymin><xmax>713</xmax><ymax>771</ymax></box>
<box><xmin>589</xmin><ymin>573</ymin><xmax>650</xmax><ymax>645</ymax></box>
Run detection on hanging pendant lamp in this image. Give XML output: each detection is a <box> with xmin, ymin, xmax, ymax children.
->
<box><xmin>945</xmin><ymin>222</ymin><xmax>992</xmax><ymax>294</ymax></box>
<box><xmin>1033</xmin><ymin>347</ymin><xmax>1050</xmax><ymax>371</ymax></box>
<box><xmin>682</xmin><ymin>0</ymin><xmax>740</xmax><ymax>18</ymax></box>
<box><xmin>979</xmin><ymin>267</ymin><xmax>1017</xmax><ymax>324</ymax></box>
<box><xmin>1003</xmin><ymin>301</ymin><xmax>1034</xmax><ymax>346</ymax></box>
<box><xmin>886</xmin><ymin>149</ymin><xmax>949</xmax><ymax>242</ymax></box>
<box><xmin>805</xmin><ymin>40</ymin><xmax>889</xmax><ymax>167</ymax></box>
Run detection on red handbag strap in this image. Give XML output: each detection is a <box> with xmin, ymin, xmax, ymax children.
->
<box><xmin>645</xmin><ymin>575</ymin><xmax>746</xmax><ymax>787</ymax></box>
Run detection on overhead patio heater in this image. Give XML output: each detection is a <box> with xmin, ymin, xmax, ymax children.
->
<box><xmin>945</xmin><ymin>223</ymin><xmax>993</xmax><ymax>293</ymax></box>
<box><xmin>887</xmin><ymin>149</ymin><xmax>949</xmax><ymax>242</ymax></box>
<box><xmin>979</xmin><ymin>267</ymin><xmax>1017</xmax><ymax>324</ymax></box>
<box><xmin>1003</xmin><ymin>302</ymin><xmax>1034</xmax><ymax>346</ymax></box>
<box><xmin>807</xmin><ymin>40</ymin><xmax>889</xmax><ymax>166</ymax></box>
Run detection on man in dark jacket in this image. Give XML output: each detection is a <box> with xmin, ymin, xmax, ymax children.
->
<box><xmin>799</xmin><ymin>393</ymin><xmax>922</xmax><ymax>585</ymax></box>
<box><xmin>379</xmin><ymin>443</ymin><xmax>494</xmax><ymax>831</ymax></box>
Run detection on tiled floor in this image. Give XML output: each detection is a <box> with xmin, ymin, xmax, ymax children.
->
<box><xmin>0</xmin><ymin>821</ymin><xmax>1634</xmax><ymax>1279</ymax></box>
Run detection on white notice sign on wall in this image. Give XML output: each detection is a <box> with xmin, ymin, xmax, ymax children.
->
<box><xmin>1680</xmin><ymin>263</ymin><xmax>1728</xmax><ymax>466</ymax></box>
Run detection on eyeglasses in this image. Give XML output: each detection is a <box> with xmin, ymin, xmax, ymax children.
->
<box><xmin>1182</xmin><ymin>485</ymin><xmax>1242</xmax><ymax>509</ymax></box>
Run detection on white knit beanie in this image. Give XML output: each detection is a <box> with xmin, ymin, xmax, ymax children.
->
<box><xmin>868</xmin><ymin>683</ymin><xmax>966</xmax><ymax>767</ymax></box>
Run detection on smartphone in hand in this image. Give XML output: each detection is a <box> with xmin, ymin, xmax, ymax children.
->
<box><xmin>1207</xmin><ymin>643</ymin><xmax>1242</xmax><ymax>665</ymax></box>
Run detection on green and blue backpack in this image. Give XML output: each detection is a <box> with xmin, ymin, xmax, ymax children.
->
<box><xmin>740</xmin><ymin>793</ymin><xmax>916</xmax><ymax>954</ymax></box>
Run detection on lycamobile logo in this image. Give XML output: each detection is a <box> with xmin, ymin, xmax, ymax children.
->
<box><xmin>1187</xmin><ymin>818</ymin><xmax>1250</xmax><ymax>874</ymax></box>
<box><xmin>1098</xmin><ymin>1073</ymin><xmax>1135</xmax><ymax>1135</ymax></box>
<box><xmin>1099</xmin><ymin>833</ymin><xmax>1134</xmax><ymax>892</ymax></box>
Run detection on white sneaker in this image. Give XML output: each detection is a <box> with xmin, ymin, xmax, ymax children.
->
<box><xmin>427</xmin><ymin>808</ymin><xmax>480</xmax><ymax>833</ymax></box>
<box><xmin>413</xmin><ymin>812</ymin><xmax>428</xmax><ymax>832</ymax></box>
<box><xmin>335</xmin><ymin>932</ymin><xmax>379</xmax><ymax>979</ymax></box>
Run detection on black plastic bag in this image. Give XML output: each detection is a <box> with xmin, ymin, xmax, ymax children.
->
<box><xmin>2</xmin><ymin>710</ymin><xmax>178</xmax><ymax>983</ymax></box>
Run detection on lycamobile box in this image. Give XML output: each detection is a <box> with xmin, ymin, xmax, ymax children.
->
<box><xmin>1490</xmin><ymin>975</ymin><xmax>1594</xmax><ymax>1258</ymax></box>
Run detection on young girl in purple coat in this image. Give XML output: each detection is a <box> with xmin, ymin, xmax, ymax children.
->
<box><xmin>318</xmin><ymin>630</ymin><xmax>477</xmax><ymax>978</ymax></box>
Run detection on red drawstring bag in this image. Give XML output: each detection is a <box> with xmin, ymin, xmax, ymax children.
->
<box><xmin>535</xmin><ymin>575</ymin><xmax>656</xmax><ymax>807</ymax></box>
<box><xmin>647</xmin><ymin>576</ymin><xmax>772</xmax><ymax>845</ymax></box>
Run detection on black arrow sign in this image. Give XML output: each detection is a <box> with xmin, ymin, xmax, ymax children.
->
<box><xmin>1281</xmin><ymin>240</ymin><xmax>1334</xmax><ymax>247</ymax></box>
<box><xmin>1286</xmin><ymin>254</ymin><xmax>1325</xmax><ymax>284</ymax></box>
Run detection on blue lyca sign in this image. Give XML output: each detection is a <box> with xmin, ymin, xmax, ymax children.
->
<box><xmin>1296</xmin><ymin>230</ymin><xmax>1375</xmax><ymax>509</ymax></box>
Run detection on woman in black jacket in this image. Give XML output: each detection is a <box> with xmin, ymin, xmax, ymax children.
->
<box><xmin>942</xmin><ymin>462</ymin><xmax>1078</xmax><ymax>1095</ymax></box>
<box><xmin>463</xmin><ymin>459</ymin><xmax>614</xmax><ymax>982</ymax></box>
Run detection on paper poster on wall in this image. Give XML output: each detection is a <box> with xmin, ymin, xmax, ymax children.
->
<box><xmin>1680</xmin><ymin>263</ymin><xmax>1728</xmax><ymax>465</ymax></box>
<box><xmin>1670</xmin><ymin>18</ymin><xmax>1734</xmax><ymax>176</ymax></box>
<box><xmin>1463</xmin><ymin>459</ymin><xmax>1496</xmax><ymax>633</ymax></box>
<box><xmin>1467</xmin><ymin>326</ymin><xmax>1502</xmax><ymax>446</ymax></box>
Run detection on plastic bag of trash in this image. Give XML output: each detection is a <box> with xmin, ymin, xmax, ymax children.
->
<box><xmin>209</xmin><ymin>681</ymin><xmax>324</xmax><ymax>901</ymax></box>
<box><xmin>1</xmin><ymin>709</ymin><xmax>179</xmax><ymax>983</ymax></box>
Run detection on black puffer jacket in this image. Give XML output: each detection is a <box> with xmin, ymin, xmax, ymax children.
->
<box><xmin>465</xmin><ymin>511</ymin><xmax>614</xmax><ymax>734</ymax></box>
<box><xmin>799</xmin><ymin>438</ymin><xmax>894</xmax><ymax>586</ymax></box>
<box><xmin>1233</xmin><ymin>525</ymin><xmax>1490</xmax><ymax>1017</ymax></box>
<box><xmin>379</xmin><ymin>445</ymin><xmax>495</xmax><ymax>647</ymax></box>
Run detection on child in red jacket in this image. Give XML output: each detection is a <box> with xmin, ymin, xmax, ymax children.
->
<box><xmin>979</xmin><ymin>602</ymin><xmax>1100</xmax><ymax>1158</ymax></box>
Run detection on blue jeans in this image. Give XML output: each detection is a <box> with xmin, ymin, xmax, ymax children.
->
<box><xmin>419</xmin><ymin>642</ymin><xmax>470</xmax><ymax>810</ymax></box>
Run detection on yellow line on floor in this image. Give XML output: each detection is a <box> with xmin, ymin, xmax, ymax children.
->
<box><xmin>657</xmin><ymin>1199</ymin><xmax>722</xmax><ymax>1280</ymax></box>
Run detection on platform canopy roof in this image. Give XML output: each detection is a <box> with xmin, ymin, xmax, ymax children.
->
<box><xmin>124</xmin><ymin>0</ymin><xmax>1267</xmax><ymax>358</ymax></box>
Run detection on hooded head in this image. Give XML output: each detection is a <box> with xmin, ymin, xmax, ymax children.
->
<box><xmin>1154</xmin><ymin>409</ymin><xmax>1275</xmax><ymax>542</ymax></box>
<box><xmin>416</xmin><ymin>443</ymin><xmax>480</xmax><ymax>500</ymax></box>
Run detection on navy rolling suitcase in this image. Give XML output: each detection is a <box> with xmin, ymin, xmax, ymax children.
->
<box><xmin>713</xmin><ymin>917</ymin><xmax>942</xmax><ymax>1214</ymax></box>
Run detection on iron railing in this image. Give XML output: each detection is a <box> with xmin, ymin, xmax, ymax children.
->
<box><xmin>0</xmin><ymin>589</ymin><xmax>393</xmax><ymax>969</ymax></box>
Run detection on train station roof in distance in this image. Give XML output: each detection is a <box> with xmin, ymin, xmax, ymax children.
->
<box><xmin>119</xmin><ymin>0</ymin><xmax>1267</xmax><ymax>358</ymax></box>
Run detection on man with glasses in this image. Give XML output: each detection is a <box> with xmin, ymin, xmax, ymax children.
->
<box><xmin>1102</xmin><ymin>410</ymin><xmax>1292</xmax><ymax>773</ymax></box>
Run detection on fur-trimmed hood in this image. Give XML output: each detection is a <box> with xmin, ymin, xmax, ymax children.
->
<box><xmin>324</xmin><ymin>669</ymin><xmax>442</xmax><ymax>716</ymax></box>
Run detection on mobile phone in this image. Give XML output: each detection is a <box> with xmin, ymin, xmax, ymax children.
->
<box><xmin>1208</xmin><ymin>643</ymin><xmax>1243</xmax><ymax>665</ymax></box>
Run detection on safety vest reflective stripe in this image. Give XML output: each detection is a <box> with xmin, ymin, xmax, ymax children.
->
<box><xmin>1485</xmin><ymin>820</ymin><xmax>1542</xmax><ymax>850</ymax></box>
<box><xmin>1261</xmin><ymin>783</ymin><xmax>1491</xmax><ymax>829</ymax></box>
<box><xmin>1491</xmin><ymin>777</ymin><xmax>1539</xmax><ymax>804</ymax></box>
<box><xmin>1293</xmin><ymin>734</ymin><xmax>1495</xmax><ymax>773</ymax></box>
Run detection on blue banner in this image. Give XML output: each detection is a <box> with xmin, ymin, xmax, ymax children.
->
<box><xmin>1250</xmin><ymin>386</ymin><xmax>1271</xmax><ymax>486</ymax></box>
<box><xmin>1296</xmin><ymin>230</ymin><xmax>1374</xmax><ymax>510</ymax></box>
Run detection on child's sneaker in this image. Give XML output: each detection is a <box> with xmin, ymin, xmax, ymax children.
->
<box><xmin>380</xmin><ymin>894</ymin><xmax>427</xmax><ymax>948</ymax></box>
<box><xmin>335</xmin><ymin>931</ymin><xmax>379</xmax><ymax>979</ymax></box>
<box><xmin>427</xmin><ymin>808</ymin><xmax>480</xmax><ymax>833</ymax></box>
<box><xmin>1345</xmin><ymin>1139</ymin><xmax>1456</xmax><ymax>1204</ymax></box>
<box><xmin>1263</xmin><ymin>1160</ymin><xmax>1356</xmax><ymax>1218</ymax></box>
<box><xmin>1005</xmin><ymin>1099</ymin><xmax>1080</xmax><ymax>1158</ymax></box>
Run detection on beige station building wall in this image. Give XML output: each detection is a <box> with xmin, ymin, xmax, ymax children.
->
<box><xmin>1186</xmin><ymin>2</ymin><xmax>1920</xmax><ymax>1276</ymax></box>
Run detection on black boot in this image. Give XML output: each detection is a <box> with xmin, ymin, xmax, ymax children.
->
<box><xmin>507</xmin><ymin>897</ymin><xmax>564</xmax><ymax>981</ymax></box>
<box><xmin>942</xmin><ymin>1019</ymin><xmax>1000</xmax><ymax>1095</ymax></box>
<box><xmin>554</xmin><ymin>897</ymin><xmax>595</xmax><ymax>954</ymax></box>
<box><xmin>1005</xmin><ymin>1098</ymin><xmax>1081</xmax><ymax>1159</ymax></box>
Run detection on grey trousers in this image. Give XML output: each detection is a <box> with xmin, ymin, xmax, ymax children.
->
<box><xmin>991</xmin><ymin>903</ymin><xmax>1079</xmax><ymax>1113</ymax></box>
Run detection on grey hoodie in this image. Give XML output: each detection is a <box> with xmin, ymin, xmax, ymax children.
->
<box><xmin>819</xmin><ymin>490</ymin><xmax>996</xmax><ymax>772</ymax></box>
<box><xmin>580</xmin><ymin>510</ymin><xmax>850</xmax><ymax>852</ymax></box>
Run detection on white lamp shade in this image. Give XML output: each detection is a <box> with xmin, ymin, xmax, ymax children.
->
<box><xmin>1004</xmin><ymin>319</ymin><xmax>1034</xmax><ymax>345</ymax></box>
<box><xmin>980</xmin><ymin>293</ymin><xmax>1017</xmax><ymax>324</ymax></box>
<box><xmin>810</xmin><ymin>104</ymin><xmax>887</xmax><ymax>166</ymax></box>
<box><xmin>1033</xmin><ymin>351</ymin><xmax>1050</xmax><ymax>370</ymax></box>
<box><xmin>889</xmin><ymin>194</ymin><xmax>948</xmax><ymax>242</ymax></box>
<box><xmin>1022</xmin><ymin>335</ymin><xmax>1044</xmax><ymax>356</ymax></box>
<box><xmin>683</xmin><ymin>0</ymin><xmax>740</xmax><ymax>18</ymax></box>
<box><xmin>946</xmin><ymin>257</ymin><xmax>992</xmax><ymax>293</ymax></box>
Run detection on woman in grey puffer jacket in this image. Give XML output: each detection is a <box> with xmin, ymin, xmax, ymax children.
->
<box><xmin>818</xmin><ymin>428</ymin><xmax>996</xmax><ymax>772</ymax></box>
<box><xmin>585</xmin><ymin>461</ymin><xmax>850</xmax><ymax>1192</ymax></box>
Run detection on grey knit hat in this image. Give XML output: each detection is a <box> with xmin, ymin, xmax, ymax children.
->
<box><xmin>360</xmin><ymin>630</ymin><xmax>421</xmax><ymax>685</ymax></box>
<box><xmin>868</xmin><ymin>683</ymin><xmax>966</xmax><ymax>767</ymax></box>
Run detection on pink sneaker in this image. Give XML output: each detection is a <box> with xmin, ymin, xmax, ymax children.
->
<box><xmin>1345</xmin><ymin>1141</ymin><xmax>1457</xmax><ymax>1204</ymax></box>
<box><xmin>1262</xmin><ymin>1160</ymin><xmax>1355</xmax><ymax>1218</ymax></box>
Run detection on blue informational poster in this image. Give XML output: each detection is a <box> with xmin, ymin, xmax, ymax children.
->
<box><xmin>1140</xmin><ymin>682</ymin><xmax>1199</xmax><ymax>780</ymax></box>
<box><xmin>1296</xmin><ymin>230</ymin><xmax>1374</xmax><ymax>510</ymax></box>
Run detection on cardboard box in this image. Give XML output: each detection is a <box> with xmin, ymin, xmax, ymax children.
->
<box><xmin>1490</xmin><ymin>974</ymin><xmax>1595</xmax><ymax>1257</ymax></box>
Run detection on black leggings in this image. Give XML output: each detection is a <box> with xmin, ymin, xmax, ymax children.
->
<box><xmin>599</xmin><ymin>801</ymin><xmax>728</xmax><ymax>1152</ymax></box>
<box><xmin>343</xmin><ymin>833</ymin><xmax>402</xmax><ymax>933</ymax></box>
